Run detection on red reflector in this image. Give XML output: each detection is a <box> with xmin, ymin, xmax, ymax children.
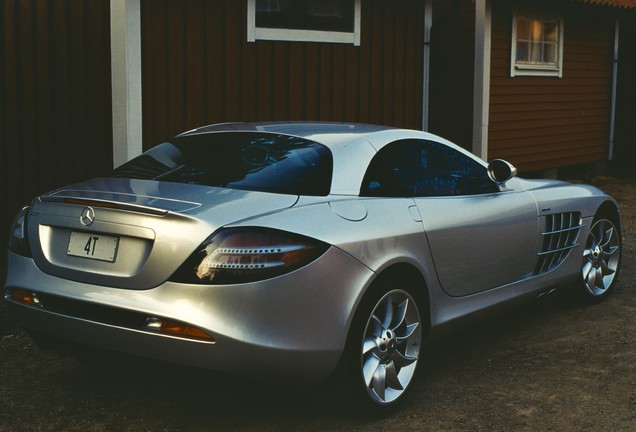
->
<box><xmin>145</xmin><ymin>317</ymin><xmax>214</xmax><ymax>342</ymax></box>
<box><xmin>160</xmin><ymin>320</ymin><xmax>214</xmax><ymax>342</ymax></box>
<box><xmin>9</xmin><ymin>289</ymin><xmax>41</xmax><ymax>307</ymax></box>
<box><xmin>63</xmin><ymin>198</ymin><xmax>119</xmax><ymax>209</ymax></box>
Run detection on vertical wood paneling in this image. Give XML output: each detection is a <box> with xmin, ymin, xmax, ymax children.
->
<box><xmin>488</xmin><ymin>1</ymin><xmax>614</xmax><ymax>172</ymax></box>
<box><xmin>367</xmin><ymin>4</ymin><xmax>384</xmax><ymax>124</ymax></box>
<box><xmin>167</xmin><ymin>1</ymin><xmax>187</xmax><ymax>132</ymax></box>
<box><xmin>186</xmin><ymin>0</ymin><xmax>207</xmax><ymax>128</ymax></box>
<box><xmin>614</xmin><ymin>16</ymin><xmax>636</xmax><ymax>164</ymax></box>
<box><xmin>17</xmin><ymin>2</ymin><xmax>37</xmax><ymax>191</ymax></box>
<box><xmin>1</xmin><ymin>2</ymin><xmax>21</xmax><ymax>239</ymax></box>
<box><xmin>0</xmin><ymin>4</ymin><xmax>8</xmax><ymax>206</ymax></box>
<box><xmin>0</xmin><ymin>0</ymin><xmax>112</xmax><ymax>243</ymax></box>
<box><xmin>140</xmin><ymin>0</ymin><xmax>425</xmax><ymax>148</ymax></box>
<box><xmin>145</xmin><ymin>0</ymin><xmax>171</xmax><ymax>141</ymax></box>
<box><xmin>242</xmin><ymin>21</ymin><xmax>259</xmax><ymax>120</ymax></box>
<box><xmin>225</xmin><ymin>2</ymin><xmax>243</xmax><ymax>120</ymax></box>
<box><xmin>304</xmin><ymin>44</ymin><xmax>321</xmax><ymax>119</ymax></box>
<box><xmin>205</xmin><ymin>0</ymin><xmax>225</xmax><ymax>122</ymax></box>
<box><xmin>428</xmin><ymin>0</ymin><xmax>476</xmax><ymax>151</ymax></box>
<box><xmin>319</xmin><ymin>44</ymin><xmax>333</xmax><ymax>120</ymax></box>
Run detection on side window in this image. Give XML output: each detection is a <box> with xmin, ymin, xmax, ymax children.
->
<box><xmin>361</xmin><ymin>139</ymin><xmax>499</xmax><ymax>197</ymax></box>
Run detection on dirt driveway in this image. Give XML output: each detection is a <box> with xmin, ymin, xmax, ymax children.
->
<box><xmin>1</xmin><ymin>175</ymin><xmax>635</xmax><ymax>432</ymax></box>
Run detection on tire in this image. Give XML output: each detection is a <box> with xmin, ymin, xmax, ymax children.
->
<box><xmin>339</xmin><ymin>276</ymin><xmax>425</xmax><ymax>412</ymax></box>
<box><xmin>575</xmin><ymin>214</ymin><xmax>621</xmax><ymax>303</ymax></box>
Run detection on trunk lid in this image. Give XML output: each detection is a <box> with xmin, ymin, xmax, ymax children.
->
<box><xmin>28</xmin><ymin>178</ymin><xmax>299</xmax><ymax>289</ymax></box>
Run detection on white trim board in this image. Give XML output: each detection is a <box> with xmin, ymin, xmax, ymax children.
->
<box><xmin>110</xmin><ymin>0</ymin><xmax>143</xmax><ymax>168</ymax></box>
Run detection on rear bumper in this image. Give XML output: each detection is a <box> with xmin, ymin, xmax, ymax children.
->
<box><xmin>6</xmin><ymin>299</ymin><xmax>339</xmax><ymax>384</ymax></box>
<box><xmin>4</xmin><ymin>248</ymin><xmax>374</xmax><ymax>385</ymax></box>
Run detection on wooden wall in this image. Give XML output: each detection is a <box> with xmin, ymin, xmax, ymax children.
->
<box><xmin>1</xmin><ymin>0</ymin><xmax>628</xmax><ymax>251</ymax></box>
<box><xmin>613</xmin><ymin>16</ymin><xmax>636</xmax><ymax>165</ymax></box>
<box><xmin>428</xmin><ymin>0</ymin><xmax>476</xmax><ymax>152</ymax></box>
<box><xmin>489</xmin><ymin>1</ymin><xmax>615</xmax><ymax>172</ymax></box>
<box><xmin>140</xmin><ymin>0</ymin><xmax>425</xmax><ymax>149</ymax></box>
<box><xmin>0</xmin><ymin>0</ymin><xmax>113</xmax><ymax>244</ymax></box>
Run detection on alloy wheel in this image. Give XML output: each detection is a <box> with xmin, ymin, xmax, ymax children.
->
<box><xmin>582</xmin><ymin>218</ymin><xmax>620</xmax><ymax>297</ymax></box>
<box><xmin>361</xmin><ymin>289</ymin><xmax>422</xmax><ymax>405</ymax></box>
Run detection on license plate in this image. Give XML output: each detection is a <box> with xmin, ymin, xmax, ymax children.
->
<box><xmin>67</xmin><ymin>231</ymin><xmax>119</xmax><ymax>262</ymax></box>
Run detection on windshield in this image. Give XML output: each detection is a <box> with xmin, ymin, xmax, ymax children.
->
<box><xmin>112</xmin><ymin>132</ymin><xmax>333</xmax><ymax>196</ymax></box>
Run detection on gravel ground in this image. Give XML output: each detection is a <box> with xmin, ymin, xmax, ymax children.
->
<box><xmin>1</xmin><ymin>174</ymin><xmax>635</xmax><ymax>432</ymax></box>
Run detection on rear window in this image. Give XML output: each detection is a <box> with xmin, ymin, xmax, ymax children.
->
<box><xmin>112</xmin><ymin>132</ymin><xmax>333</xmax><ymax>196</ymax></box>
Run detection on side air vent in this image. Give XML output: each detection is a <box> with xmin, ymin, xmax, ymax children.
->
<box><xmin>535</xmin><ymin>212</ymin><xmax>584</xmax><ymax>275</ymax></box>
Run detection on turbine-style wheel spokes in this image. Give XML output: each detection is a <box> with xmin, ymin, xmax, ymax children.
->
<box><xmin>361</xmin><ymin>289</ymin><xmax>422</xmax><ymax>404</ymax></box>
<box><xmin>582</xmin><ymin>219</ymin><xmax>620</xmax><ymax>297</ymax></box>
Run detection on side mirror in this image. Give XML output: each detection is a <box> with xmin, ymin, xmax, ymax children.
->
<box><xmin>487</xmin><ymin>159</ymin><xmax>517</xmax><ymax>184</ymax></box>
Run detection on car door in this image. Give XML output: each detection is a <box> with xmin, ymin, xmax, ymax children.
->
<box><xmin>362</xmin><ymin>139</ymin><xmax>539</xmax><ymax>297</ymax></box>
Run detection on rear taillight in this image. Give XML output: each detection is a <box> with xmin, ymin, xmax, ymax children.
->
<box><xmin>8</xmin><ymin>206</ymin><xmax>31</xmax><ymax>257</ymax></box>
<box><xmin>170</xmin><ymin>228</ymin><xmax>329</xmax><ymax>284</ymax></box>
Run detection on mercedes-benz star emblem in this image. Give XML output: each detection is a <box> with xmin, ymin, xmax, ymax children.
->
<box><xmin>80</xmin><ymin>207</ymin><xmax>95</xmax><ymax>227</ymax></box>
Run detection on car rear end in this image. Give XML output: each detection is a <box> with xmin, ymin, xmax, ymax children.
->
<box><xmin>4</xmin><ymin>129</ymin><xmax>375</xmax><ymax>384</ymax></box>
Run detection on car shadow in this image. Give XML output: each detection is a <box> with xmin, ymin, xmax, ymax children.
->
<box><xmin>38</xmin><ymin>291</ymin><xmax>577</xmax><ymax>425</ymax></box>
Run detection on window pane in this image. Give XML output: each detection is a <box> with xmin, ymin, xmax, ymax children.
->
<box><xmin>361</xmin><ymin>140</ymin><xmax>497</xmax><ymax>197</ymax></box>
<box><xmin>255</xmin><ymin>0</ymin><xmax>354</xmax><ymax>33</ymax></box>
<box><xmin>530</xmin><ymin>19</ymin><xmax>543</xmax><ymax>41</ymax></box>
<box><xmin>543</xmin><ymin>22</ymin><xmax>558</xmax><ymax>42</ymax></box>
<box><xmin>113</xmin><ymin>132</ymin><xmax>333</xmax><ymax>196</ymax></box>
<box><xmin>528</xmin><ymin>40</ymin><xmax>541</xmax><ymax>63</ymax></box>
<box><xmin>414</xmin><ymin>141</ymin><xmax>497</xmax><ymax>196</ymax></box>
<box><xmin>516</xmin><ymin>18</ymin><xmax>530</xmax><ymax>40</ymax></box>
<box><xmin>543</xmin><ymin>43</ymin><xmax>557</xmax><ymax>64</ymax></box>
<box><xmin>516</xmin><ymin>41</ymin><xmax>529</xmax><ymax>62</ymax></box>
<box><xmin>361</xmin><ymin>141</ymin><xmax>419</xmax><ymax>197</ymax></box>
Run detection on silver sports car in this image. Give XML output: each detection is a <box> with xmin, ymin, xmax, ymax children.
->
<box><xmin>4</xmin><ymin>122</ymin><xmax>622</xmax><ymax>409</ymax></box>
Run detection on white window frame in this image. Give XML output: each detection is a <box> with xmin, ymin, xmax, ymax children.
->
<box><xmin>247</xmin><ymin>0</ymin><xmax>361</xmax><ymax>46</ymax></box>
<box><xmin>510</xmin><ymin>13</ymin><xmax>564</xmax><ymax>78</ymax></box>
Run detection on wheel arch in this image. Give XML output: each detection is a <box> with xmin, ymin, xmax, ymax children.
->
<box><xmin>374</xmin><ymin>263</ymin><xmax>431</xmax><ymax>325</ymax></box>
<box><xmin>596</xmin><ymin>200</ymin><xmax>621</xmax><ymax>229</ymax></box>
<box><xmin>348</xmin><ymin>262</ymin><xmax>432</xmax><ymax>345</ymax></box>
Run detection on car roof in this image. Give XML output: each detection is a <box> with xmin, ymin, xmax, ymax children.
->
<box><xmin>181</xmin><ymin>121</ymin><xmax>394</xmax><ymax>140</ymax></box>
<box><xmin>178</xmin><ymin>122</ymin><xmax>484</xmax><ymax>196</ymax></box>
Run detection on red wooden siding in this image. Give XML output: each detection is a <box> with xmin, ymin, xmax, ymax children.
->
<box><xmin>0</xmin><ymin>0</ymin><xmax>113</xmax><ymax>242</ymax></box>
<box><xmin>489</xmin><ymin>1</ymin><xmax>615</xmax><ymax>172</ymax></box>
<box><xmin>140</xmin><ymin>0</ymin><xmax>425</xmax><ymax>149</ymax></box>
<box><xmin>428</xmin><ymin>0</ymin><xmax>476</xmax><ymax>152</ymax></box>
